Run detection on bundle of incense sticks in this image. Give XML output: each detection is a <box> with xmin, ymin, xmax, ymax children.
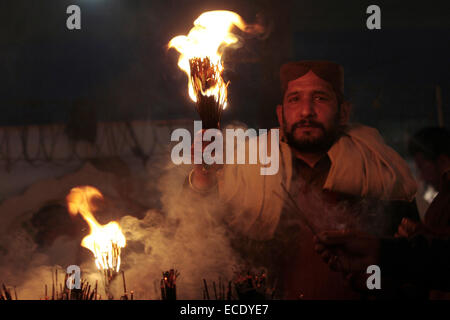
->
<box><xmin>233</xmin><ymin>271</ymin><xmax>276</xmax><ymax>300</ymax></box>
<box><xmin>43</xmin><ymin>269</ymin><xmax>99</xmax><ymax>300</ymax></box>
<box><xmin>0</xmin><ymin>283</ymin><xmax>15</xmax><ymax>300</ymax></box>
<box><xmin>107</xmin><ymin>243</ymin><xmax>121</xmax><ymax>275</ymax></box>
<box><xmin>68</xmin><ymin>279</ymin><xmax>97</xmax><ymax>300</ymax></box>
<box><xmin>160</xmin><ymin>269</ymin><xmax>179</xmax><ymax>300</ymax></box>
<box><xmin>119</xmin><ymin>270</ymin><xmax>133</xmax><ymax>300</ymax></box>
<box><xmin>202</xmin><ymin>278</ymin><xmax>232</xmax><ymax>300</ymax></box>
<box><xmin>189</xmin><ymin>57</ymin><xmax>226</xmax><ymax>129</ymax></box>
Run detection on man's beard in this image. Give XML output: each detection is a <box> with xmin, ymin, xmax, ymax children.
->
<box><xmin>283</xmin><ymin>118</ymin><xmax>340</xmax><ymax>153</ymax></box>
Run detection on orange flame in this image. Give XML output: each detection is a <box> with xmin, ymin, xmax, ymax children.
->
<box><xmin>168</xmin><ymin>10</ymin><xmax>248</xmax><ymax>109</ymax></box>
<box><xmin>66</xmin><ymin>186</ymin><xmax>126</xmax><ymax>272</ymax></box>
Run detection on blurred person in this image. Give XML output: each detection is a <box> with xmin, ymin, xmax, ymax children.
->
<box><xmin>407</xmin><ymin>127</ymin><xmax>450</xmax><ymax>236</ymax></box>
<box><xmin>313</xmin><ymin>228</ymin><xmax>450</xmax><ymax>294</ymax></box>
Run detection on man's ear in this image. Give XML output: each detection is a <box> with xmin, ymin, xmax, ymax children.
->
<box><xmin>339</xmin><ymin>101</ymin><xmax>352</xmax><ymax>125</ymax></box>
<box><xmin>276</xmin><ymin>104</ymin><xmax>283</xmax><ymax>128</ymax></box>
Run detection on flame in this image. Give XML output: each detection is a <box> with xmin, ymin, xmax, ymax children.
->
<box><xmin>168</xmin><ymin>10</ymin><xmax>247</xmax><ymax>109</ymax></box>
<box><xmin>66</xmin><ymin>186</ymin><xmax>126</xmax><ymax>273</ymax></box>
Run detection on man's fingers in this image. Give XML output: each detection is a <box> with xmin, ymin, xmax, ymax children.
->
<box><xmin>397</xmin><ymin>218</ymin><xmax>420</xmax><ymax>237</ymax></box>
<box><xmin>314</xmin><ymin>243</ymin><xmax>326</xmax><ymax>254</ymax></box>
<box><xmin>317</xmin><ymin>230</ymin><xmax>356</xmax><ymax>245</ymax></box>
<box><xmin>401</xmin><ymin>217</ymin><xmax>420</xmax><ymax>233</ymax></box>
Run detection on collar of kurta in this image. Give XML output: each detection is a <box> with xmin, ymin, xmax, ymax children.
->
<box><xmin>279</xmin><ymin>124</ymin><xmax>417</xmax><ymax>201</ymax></box>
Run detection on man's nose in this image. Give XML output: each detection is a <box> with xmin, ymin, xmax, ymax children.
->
<box><xmin>297</xmin><ymin>98</ymin><xmax>316</xmax><ymax>117</ymax></box>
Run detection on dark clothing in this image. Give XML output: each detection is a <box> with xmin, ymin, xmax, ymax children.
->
<box><xmin>381</xmin><ymin>171</ymin><xmax>450</xmax><ymax>292</ymax></box>
<box><xmin>269</xmin><ymin>155</ymin><xmax>420</xmax><ymax>299</ymax></box>
<box><xmin>380</xmin><ymin>236</ymin><xmax>450</xmax><ymax>292</ymax></box>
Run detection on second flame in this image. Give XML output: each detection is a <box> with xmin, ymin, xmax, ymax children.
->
<box><xmin>66</xmin><ymin>186</ymin><xmax>126</xmax><ymax>273</ymax></box>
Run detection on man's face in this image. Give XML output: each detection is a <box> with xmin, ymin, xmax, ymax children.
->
<box><xmin>276</xmin><ymin>70</ymin><xmax>343</xmax><ymax>153</ymax></box>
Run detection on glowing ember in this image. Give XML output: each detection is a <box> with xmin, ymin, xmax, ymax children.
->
<box><xmin>168</xmin><ymin>10</ymin><xmax>248</xmax><ymax>111</ymax></box>
<box><xmin>423</xmin><ymin>185</ymin><xmax>438</xmax><ymax>204</ymax></box>
<box><xmin>66</xmin><ymin>186</ymin><xmax>126</xmax><ymax>273</ymax></box>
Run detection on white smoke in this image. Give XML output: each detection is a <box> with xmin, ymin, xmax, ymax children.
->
<box><xmin>0</xmin><ymin>157</ymin><xmax>245</xmax><ymax>300</ymax></box>
<box><xmin>109</xmin><ymin>162</ymin><xmax>242</xmax><ymax>299</ymax></box>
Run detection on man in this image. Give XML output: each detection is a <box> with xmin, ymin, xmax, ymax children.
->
<box><xmin>188</xmin><ymin>60</ymin><xmax>419</xmax><ymax>299</ymax></box>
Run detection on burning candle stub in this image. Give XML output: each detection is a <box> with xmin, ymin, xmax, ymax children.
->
<box><xmin>66</xmin><ymin>186</ymin><xmax>126</xmax><ymax>296</ymax></box>
<box><xmin>168</xmin><ymin>10</ymin><xmax>249</xmax><ymax>129</ymax></box>
<box><xmin>160</xmin><ymin>269</ymin><xmax>179</xmax><ymax>300</ymax></box>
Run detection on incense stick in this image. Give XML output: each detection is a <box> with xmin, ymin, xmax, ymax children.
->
<box><xmin>122</xmin><ymin>270</ymin><xmax>127</xmax><ymax>299</ymax></box>
<box><xmin>276</xmin><ymin>184</ymin><xmax>353</xmax><ymax>273</ymax></box>
<box><xmin>203</xmin><ymin>279</ymin><xmax>210</xmax><ymax>300</ymax></box>
<box><xmin>273</xmin><ymin>183</ymin><xmax>319</xmax><ymax>236</ymax></box>
<box><xmin>213</xmin><ymin>281</ymin><xmax>218</xmax><ymax>300</ymax></box>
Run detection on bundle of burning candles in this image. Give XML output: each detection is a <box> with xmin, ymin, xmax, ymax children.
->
<box><xmin>160</xmin><ymin>269</ymin><xmax>179</xmax><ymax>300</ymax></box>
<box><xmin>168</xmin><ymin>10</ymin><xmax>251</xmax><ymax>129</ymax></box>
<box><xmin>66</xmin><ymin>186</ymin><xmax>127</xmax><ymax>299</ymax></box>
<box><xmin>189</xmin><ymin>56</ymin><xmax>226</xmax><ymax>129</ymax></box>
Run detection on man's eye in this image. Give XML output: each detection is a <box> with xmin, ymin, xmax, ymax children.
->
<box><xmin>314</xmin><ymin>96</ymin><xmax>328</xmax><ymax>101</ymax></box>
<box><xmin>288</xmin><ymin>96</ymin><xmax>299</xmax><ymax>103</ymax></box>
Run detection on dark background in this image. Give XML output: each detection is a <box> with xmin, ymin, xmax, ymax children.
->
<box><xmin>1</xmin><ymin>0</ymin><xmax>449</xmax><ymax>153</ymax></box>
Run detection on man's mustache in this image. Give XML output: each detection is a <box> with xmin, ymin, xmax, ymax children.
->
<box><xmin>291</xmin><ymin>120</ymin><xmax>325</xmax><ymax>131</ymax></box>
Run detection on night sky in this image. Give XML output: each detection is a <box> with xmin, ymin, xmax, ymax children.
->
<box><xmin>1</xmin><ymin>0</ymin><xmax>449</xmax><ymax>147</ymax></box>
